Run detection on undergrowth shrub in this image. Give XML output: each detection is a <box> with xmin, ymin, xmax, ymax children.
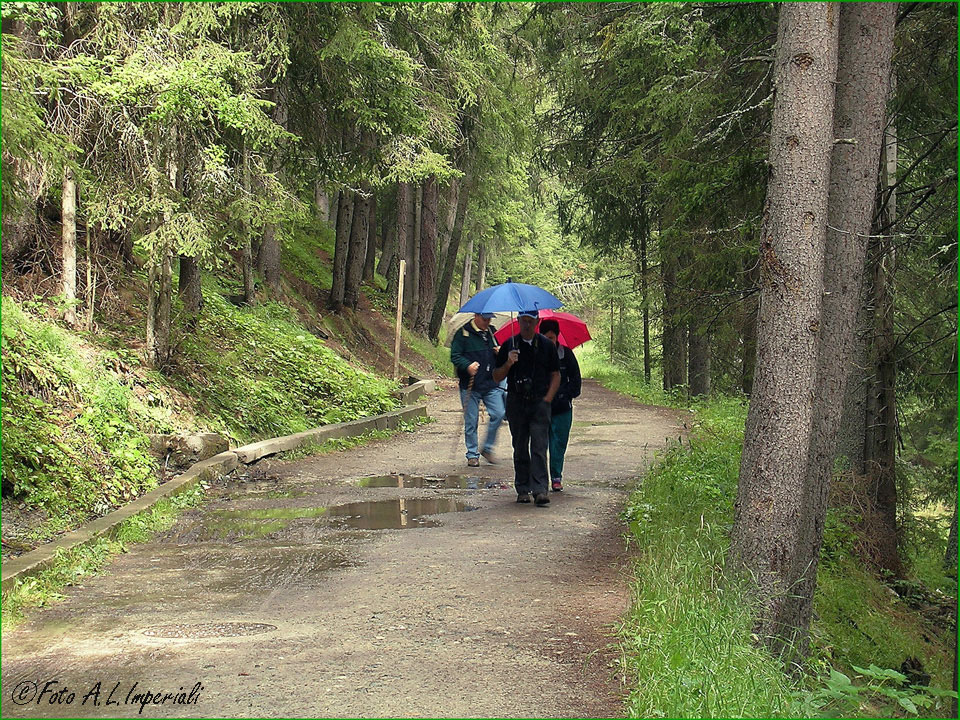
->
<box><xmin>1</xmin><ymin>298</ymin><xmax>157</xmax><ymax>541</ymax></box>
<box><xmin>172</xmin><ymin>282</ymin><xmax>399</xmax><ymax>441</ymax></box>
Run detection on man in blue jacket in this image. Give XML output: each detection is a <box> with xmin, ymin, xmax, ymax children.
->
<box><xmin>450</xmin><ymin>312</ymin><xmax>506</xmax><ymax>467</ymax></box>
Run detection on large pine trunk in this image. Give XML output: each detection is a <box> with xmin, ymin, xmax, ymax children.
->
<box><xmin>328</xmin><ymin>190</ymin><xmax>354</xmax><ymax>311</ymax></box>
<box><xmin>741</xmin><ymin>257</ymin><xmax>760</xmax><ymax>395</ymax></box>
<box><xmin>345</xmin><ymin>187</ymin><xmax>371</xmax><ymax>310</ymax></box>
<box><xmin>640</xmin><ymin>213</ymin><xmax>651</xmax><ymax>384</ymax></box>
<box><xmin>258</xmin><ymin>77</ymin><xmax>288</xmax><ymax>297</ymax></box>
<box><xmin>61</xmin><ymin>166</ymin><xmax>78</xmax><ymax>327</ymax></box>
<box><xmin>475</xmin><ymin>242</ymin><xmax>486</xmax><ymax>293</ymax></box>
<box><xmin>429</xmin><ymin>182</ymin><xmax>469</xmax><ymax>341</ymax></box>
<box><xmin>178</xmin><ymin>255</ymin><xmax>203</xmax><ymax>315</ymax></box>
<box><xmin>406</xmin><ymin>183</ymin><xmax>423</xmax><ymax>325</ymax></box>
<box><xmin>661</xmin><ymin>247</ymin><xmax>684</xmax><ymax>390</ymax></box>
<box><xmin>388</xmin><ymin>183</ymin><xmax>408</xmax><ymax>309</ymax></box>
<box><xmin>401</xmin><ymin>182</ymin><xmax>416</xmax><ymax>315</ymax></box>
<box><xmin>377</xmin><ymin>186</ymin><xmax>398</xmax><ymax>278</ymax></box>
<box><xmin>791</xmin><ymin>1</ymin><xmax>898</xmax><ymax>636</ymax></box>
<box><xmin>460</xmin><ymin>235</ymin><xmax>474</xmax><ymax>306</ymax></box>
<box><xmin>728</xmin><ymin>2</ymin><xmax>839</xmax><ymax>660</ymax></box>
<box><xmin>415</xmin><ymin>176</ymin><xmax>438</xmax><ymax>332</ymax></box>
<box><xmin>363</xmin><ymin>190</ymin><xmax>378</xmax><ymax>283</ymax></box>
<box><xmin>241</xmin><ymin>147</ymin><xmax>255</xmax><ymax>306</ymax></box>
<box><xmin>688</xmin><ymin>326</ymin><xmax>711</xmax><ymax>397</ymax></box>
<box><xmin>437</xmin><ymin>178</ymin><xmax>460</xmax><ymax>280</ymax></box>
<box><xmin>315</xmin><ymin>180</ymin><xmax>329</xmax><ymax>222</ymax></box>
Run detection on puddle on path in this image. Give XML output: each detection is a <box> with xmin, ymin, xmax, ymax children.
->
<box><xmin>326</xmin><ymin>498</ymin><xmax>476</xmax><ymax>530</ymax></box>
<box><xmin>357</xmin><ymin>474</ymin><xmax>509</xmax><ymax>490</ymax></box>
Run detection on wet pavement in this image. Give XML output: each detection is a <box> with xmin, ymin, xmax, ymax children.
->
<box><xmin>1</xmin><ymin>380</ymin><xmax>685</xmax><ymax>718</ymax></box>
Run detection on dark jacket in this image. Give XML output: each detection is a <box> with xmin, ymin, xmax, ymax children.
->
<box><xmin>495</xmin><ymin>333</ymin><xmax>560</xmax><ymax>409</ymax></box>
<box><xmin>450</xmin><ymin>320</ymin><xmax>499</xmax><ymax>393</ymax></box>
<box><xmin>551</xmin><ymin>344</ymin><xmax>581</xmax><ymax>415</ymax></box>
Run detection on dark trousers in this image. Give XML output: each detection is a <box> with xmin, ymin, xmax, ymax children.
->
<box><xmin>506</xmin><ymin>399</ymin><xmax>551</xmax><ymax>496</ymax></box>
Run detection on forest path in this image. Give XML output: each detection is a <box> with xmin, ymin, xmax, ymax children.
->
<box><xmin>2</xmin><ymin>380</ymin><xmax>686</xmax><ymax>718</ymax></box>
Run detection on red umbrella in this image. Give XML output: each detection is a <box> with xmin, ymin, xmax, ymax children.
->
<box><xmin>494</xmin><ymin>309</ymin><xmax>592</xmax><ymax>349</ymax></box>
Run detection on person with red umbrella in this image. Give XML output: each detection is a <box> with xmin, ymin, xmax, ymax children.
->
<box><xmin>538</xmin><ymin>318</ymin><xmax>582</xmax><ymax>492</ymax></box>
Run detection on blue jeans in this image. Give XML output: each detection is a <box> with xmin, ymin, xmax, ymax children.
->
<box><xmin>549</xmin><ymin>409</ymin><xmax>573</xmax><ymax>481</ymax></box>
<box><xmin>460</xmin><ymin>387</ymin><xmax>506</xmax><ymax>459</ymax></box>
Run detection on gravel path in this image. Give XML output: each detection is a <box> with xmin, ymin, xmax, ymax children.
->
<box><xmin>2</xmin><ymin>379</ymin><xmax>685</xmax><ymax>718</ymax></box>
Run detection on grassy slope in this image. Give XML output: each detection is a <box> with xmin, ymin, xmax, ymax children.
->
<box><xmin>578</xmin><ymin>349</ymin><xmax>956</xmax><ymax>718</ymax></box>
<box><xmin>2</xmin><ymin>217</ymin><xmax>453</xmax><ymax>548</ymax></box>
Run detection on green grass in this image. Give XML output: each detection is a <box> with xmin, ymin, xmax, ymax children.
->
<box><xmin>172</xmin><ymin>279</ymin><xmax>400</xmax><ymax>442</ymax></box>
<box><xmin>1</xmin><ymin>482</ymin><xmax>206</xmax><ymax>634</ymax></box>
<box><xmin>584</xmin><ymin>350</ymin><xmax>957</xmax><ymax>718</ymax></box>
<box><xmin>578</xmin><ymin>343</ymin><xmax>686</xmax><ymax>407</ymax></box>
<box><xmin>2</xmin><ymin>297</ymin><xmax>159</xmax><ymax>543</ymax></box>
<box><xmin>281</xmin><ymin>219</ymin><xmax>336</xmax><ymax>291</ymax></box>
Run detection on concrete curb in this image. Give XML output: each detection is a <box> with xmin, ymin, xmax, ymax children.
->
<box><xmin>1</xmin><ymin>402</ymin><xmax>429</xmax><ymax>596</ymax></box>
<box><xmin>395</xmin><ymin>378</ymin><xmax>437</xmax><ymax>405</ymax></box>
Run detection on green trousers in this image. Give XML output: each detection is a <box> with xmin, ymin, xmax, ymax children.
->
<box><xmin>549</xmin><ymin>408</ymin><xmax>573</xmax><ymax>481</ymax></box>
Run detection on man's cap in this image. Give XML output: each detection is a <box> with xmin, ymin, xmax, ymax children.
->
<box><xmin>476</xmin><ymin>312</ymin><xmax>496</xmax><ymax>319</ymax></box>
<box><xmin>518</xmin><ymin>309</ymin><xmax>539</xmax><ymax>319</ymax></box>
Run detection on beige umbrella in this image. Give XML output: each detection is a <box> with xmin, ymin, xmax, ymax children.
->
<box><xmin>442</xmin><ymin>311</ymin><xmax>515</xmax><ymax>347</ymax></box>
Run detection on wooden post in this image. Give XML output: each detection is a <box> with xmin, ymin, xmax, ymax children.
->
<box><xmin>394</xmin><ymin>259</ymin><xmax>406</xmax><ymax>381</ymax></box>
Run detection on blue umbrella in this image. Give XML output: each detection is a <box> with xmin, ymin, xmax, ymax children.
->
<box><xmin>458</xmin><ymin>281</ymin><xmax>563</xmax><ymax>315</ymax></box>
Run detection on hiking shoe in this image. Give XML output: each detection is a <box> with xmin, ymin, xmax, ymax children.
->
<box><xmin>551</xmin><ymin>479</ymin><xmax>563</xmax><ymax>492</ymax></box>
<box><xmin>516</xmin><ymin>493</ymin><xmax>531</xmax><ymax>503</ymax></box>
<box><xmin>481</xmin><ymin>450</ymin><xmax>497</xmax><ymax>464</ymax></box>
<box><xmin>534</xmin><ymin>493</ymin><xmax>550</xmax><ymax>506</ymax></box>
<box><xmin>467</xmin><ymin>457</ymin><xmax>480</xmax><ymax>467</ymax></box>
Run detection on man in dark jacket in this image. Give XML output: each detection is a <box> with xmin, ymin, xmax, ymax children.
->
<box><xmin>450</xmin><ymin>312</ymin><xmax>506</xmax><ymax>467</ymax></box>
<box><xmin>539</xmin><ymin>318</ymin><xmax>582</xmax><ymax>492</ymax></box>
<box><xmin>493</xmin><ymin>310</ymin><xmax>560</xmax><ymax>506</ymax></box>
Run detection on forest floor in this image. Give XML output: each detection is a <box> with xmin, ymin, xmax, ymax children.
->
<box><xmin>1</xmin><ymin>379</ymin><xmax>686</xmax><ymax>718</ymax></box>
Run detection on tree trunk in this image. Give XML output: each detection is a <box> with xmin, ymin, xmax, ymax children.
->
<box><xmin>662</xmin><ymin>247</ymin><xmax>684</xmax><ymax>391</ymax></box>
<box><xmin>429</xmin><ymin>182</ymin><xmax>469</xmax><ymax>341</ymax></box>
<box><xmin>416</xmin><ymin>176</ymin><xmax>438</xmax><ymax>332</ymax></box>
<box><xmin>640</xmin><ymin>216</ymin><xmax>651</xmax><ymax>385</ymax></box>
<box><xmin>791</xmin><ymin>2</ymin><xmax>898</xmax><ymax>635</ymax></box>
<box><xmin>475</xmin><ymin>242</ymin><xmax>487</xmax><ymax>293</ymax></box>
<box><xmin>241</xmin><ymin>147</ymin><xmax>255</xmax><ymax>306</ymax></box>
<box><xmin>389</xmin><ymin>183</ymin><xmax>409</xmax><ymax>310</ymax></box>
<box><xmin>178</xmin><ymin>255</ymin><xmax>203</xmax><ymax>315</ymax></box>
<box><xmin>407</xmin><ymin>183</ymin><xmax>423</xmax><ymax>325</ymax></box>
<box><xmin>258</xmin><ymin>223</ymin><xmax>281</xmax><ymax>295</ymax></box>
<box><xmin>61</xmin><ymin>166</ymin><xmax>78</xmax><ymax>327</ymax></box>
<box><xmin>728</xmin><ymin>2</ymin><xmax>839</xmax><ymax>661</ymax></box>
<box><xmin>329</xmin><ymin>190</ymin><xmax>354</xmax><ymax>311</ymax></box>
<box><xmin>363</xmin><ymin>190</ymin><xmax>377</xmax><ymax>283</ymax></box>
<box><xmin>377</xmin><ymin>186</ymin><xmax>398</xmax><ymax>278</ymax></box>
<box><xmin>315</xmin><ymin>180</ymin><xmax>329</xmax><ymax>222</ymax></box>
<box><xmin>345</xmin><ymin>188</ymin><xmax>370</xmax><ymax>310</ymax></box>
<box><xmin>460</xmin><ymin>235</ymin><xmax>474</xmax><ymax>307</ymax></box>
<box><xmin>688</xmin><ymin>326</ymin><xmax>711</xmax><ymax>397</ymax></box>
<box><xmin>437</xmin><ymin>178</ymin><xmax>460</xmax><ymax>280</ymax></box>
<box><xmin>402</xmin><ymin>182</ymin><xmax>416</xmax><ymax>315</ymax></box>
<box><xmin>329</xmin><ymin>189</ymin><xmax>340</xmax><ymax>229</ymax></box>
<box><xmin>865</xmin><ymin>73</ymin><xmax>902</xmax><ymax>577</ymax></box>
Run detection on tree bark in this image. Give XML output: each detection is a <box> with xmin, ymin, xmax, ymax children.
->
<box><xmin>241</xmin><ymin>147</ymin><xmax>255</xmax><ymax>306</ymax></box>
<box><xmin>389</xmin><ymin>183</ymin><xmax>409</xmax><ymax>310</ymax></box>
<box><xmin>61</xmin><ymin>166</ymin><xmax>78</xmax><ymax>327</ymax></box>
<box><xmin>662</xmin><ymin>247</ymin><xmax>684</xmax><ymax>391</ymax></box>
<box><xmin>258</xmin><ymin>77</ymin><xmax>287</xmax><ymax>297</ymax></box>
<box><xmin>688</xmin><ymin>326</ymin><xmax>711</xmax><ymax>397</ymax></box>
<box><xmin>460</xmin><ymin>235</ymin><xmax>474</xmax><ymax>307</ymax></box>
<box><xmin>728</xmin><ymin>2</ymin><xmax>839</xmax><ymax>661</ymax></box>
<box><xmin>741</xmin><ymin>257</ymin><xmax>760</xmax><ymax>396</ymax></box>
<box><xmin>377</xmin><ymin>186</ymin><xmax>398</xmax><ymax>278</ymax></box>
<box><xmin>178</xmin><ymin>255</ymin><xmax>203</xmax><ymax>315</ymax></box>
<box><xmin>429</xmin><ymin>182</ymin><xmax>469</xmax><ymax>341</ymax></box>
<box><xmin>315</xmin><ymin>180</ymin><xmax>329</xmax><ymax>222</ymax></box>
<box><xmin>416</xmin><ymin>175</ymin><xmax>438</xmax><ymax>332</ymax></box>
<box><xmin>791</xmin><ymin>2</ymin><xmax>898</xmax><ymax>634</ymax></box>
<box><xmin>640</xmin><ymin>215</ymin><xmax>651</xmax><ymax>385</ymax></box>
<box><xmin>407</xmin><ymin>183</ymin><xmax>423</xmax><ymax>325</ymax></box>
<box><xmin>363</xmin><ymin>190</ymin><xmax>377</xmax><ymax>283</ymax></box>
<box><xmin>437</xmin><ymin>178</ymin><xmax>460</xmax><ymax>280</ymax></box>
<box><xmin>401</xmin><ymin>182</ymin><xmax>416</xmax><ymax>315</ymax></box>
<box><xmin>328</xmin><ymin>190</ymin><xmax>354</xmax><ymax>311</ymax></box>
<box><xmin>475</xmin><ymin>242</ymin><xmax>487</xmax><ymax>293</ymax></box>
<box><xmin>345</xmin><ymin>187</ymin><xmax>370</xmax><ymax>310</ymax></box>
